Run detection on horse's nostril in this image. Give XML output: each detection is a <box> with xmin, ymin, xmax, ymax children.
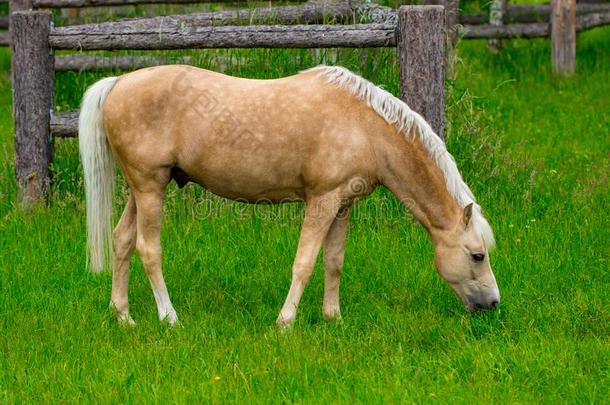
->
<box><xmin>490</xmin><ymin>300</ymin><xmax>499</xmax><ymax>309</ymax></box>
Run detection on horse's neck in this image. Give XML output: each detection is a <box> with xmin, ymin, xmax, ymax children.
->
<box><xmin>375</xmin><ymin>129</ymin><xmax>461</xmax><ymax>237</ymax></box>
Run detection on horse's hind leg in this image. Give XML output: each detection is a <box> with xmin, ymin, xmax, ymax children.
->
<box><xmin>277</xmin><ymin>192</ymin><xmax>342</xmax><ymax>326</ymax></box>
<box><xmin>111</xmin><ymin>193</ymin><xmax>137</xmax><ymax>325</ymax></box>
<box><xmin>322</xmin><ymin>206</ymin><xmax>351</xmax><ymax>321</ymax></box>
<box><xmin>132</xmin><ymin>177</ymin><xmax>178</xmax><ymax>325</ymax></box>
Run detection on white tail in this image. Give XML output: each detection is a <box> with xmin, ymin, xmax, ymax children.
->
<box><xmin>79</xmin><ymin>77</ymin><xmax>118</xmax><ymax>272</ymax></box>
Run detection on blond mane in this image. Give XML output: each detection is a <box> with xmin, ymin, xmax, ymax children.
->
<box><xmin>305</xmin><ymin>65</ymin><xmax>495</xmax><ymax>248</ymax></box>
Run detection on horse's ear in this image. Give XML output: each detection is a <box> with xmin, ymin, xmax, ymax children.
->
<box><xmin>463</xmin><ymin>203</ymin><xmax>474</xmax><ymax>228</ymax></box>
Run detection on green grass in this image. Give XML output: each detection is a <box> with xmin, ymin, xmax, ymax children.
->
<box><xmin>1</xmin><ymin>24</ymin><xmax>609</xmax><ymax>402</ymax></box>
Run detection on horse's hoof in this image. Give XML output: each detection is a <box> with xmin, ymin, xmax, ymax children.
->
<box><xmin>323</xmin><ymin>313</ymin><xmax>343</xmax><ymax>322</ymax></box>
<box><xmin>276</xmin><ymin>316</ymin><xmax>294</xmax><ymax>331</ymax></box>
<box><xmin>323</xmin><ymin>307</ymin><xmax>342</xmax><ymax>322</ymax></box>
<box><xmin>110</xmin><ymin>302</ymin><xmax>136</xmax><ymax>326</ymax></box>
<box><xmin>160</xmin><ymin>311</ymin><xmax>180</xmax><ymax>327</ymax></box>
<box><xmin>276</xmin><ymin>322</ymin><xmax>293</xmax><ymax>333</ymax></box>
<box><xmin>117</xmin><ymin>313</ymin><xmax>136</xmax><ymax>326</ymax></box>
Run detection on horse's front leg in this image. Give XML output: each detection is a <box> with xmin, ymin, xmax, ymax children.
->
<box><xmin>277</xmin><ymin>192</ymin><xmax>343</xmax><ymax>326</ymax></box>
<box><xmin>323</xmin><ymin>206</ymin><xmax>351</xmax><ymax>321</ymax></box>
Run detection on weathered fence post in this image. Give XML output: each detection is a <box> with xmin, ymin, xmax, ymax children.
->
<box><xmin>422</xmin><ymin>0</ymin><xmax>458</xmax><ymax>44</ymax></box>
<box><xmin>11</xmin><ymin>10</ymin><xmax>54</xmax><ymax>205</ymax></box>
<box><xmin>551</xmin><ymin>0</ymin><xmax>576</xmax><ymax>77</ymax></box>
<box><xmin>8</xmin><ymin>0</ymin><xmax>34</xmax><ymax>41</ymax></box>
<box><xmin>488</xmin><ymin>0</ymin><xmax>507</xmax><ymax>51</ymax></box>
<box><xmin>397</xmin><ymin>6</ymin><xmax>446</xmax><ymax>139</ymax></box>
<box><xmin>423</xmin><ymin>0</ymin><xmax>458</xmax><ymax>77</ymax></box>
<box><xmin>8</xmin><ymin>0</ymin><xmax>33</xmax><ymax>14</ymax></box>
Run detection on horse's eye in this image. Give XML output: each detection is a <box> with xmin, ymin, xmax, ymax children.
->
<box><xmin>471</xmin><ymin>253</ymin><xmax>485</xmax><ymax>262</ymax></box>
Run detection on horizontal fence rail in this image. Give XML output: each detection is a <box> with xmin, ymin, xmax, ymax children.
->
<box><xmin>462</xmin><ymin>21</ymin><xmax>549</xmax><ymax>38</ymax></box>
<box><xmin>462</xmin><ymin>9</ymin><xmax>610</xmax><ymax>38</ymax></box>
<box><xmin>460</xmin><ymin>2</ymin><xmax>610</xmax><ymax>24</ymax></box>
<box><xmin>50</xmin><ymin>2</ymin><xmax>354</xmax><ymax>32</ymax></box>
<box><xmin>2</xmin><ymin>1</ymin><xmax>609</xmax><ymax>47</ymax></box>
<box><xmin>32</xmin><ymin>0</ymin><xmax>302</xmax><ymax>7</ymax></box>
<box><xmin>0</xmin><ymin>31</ymin><xmax>9</xmax><ymax>45</ymax></box>
<box><xmin>0</xmin><ymin>1</ymin><xmax>360</xmax><ymax>45</ymax></box>
<box><xmin>577</xmin><ymin>10</ymin><xmax>610</xmax><ymax>31</ymax></box>
<box><xmin>46</xmin><ymin>8</ymin><xmax>610</xmax><ymax>50</ymax></box>
<box><xmin>49</xmin><ymin>23</ymin><xmax>397</xmax><ymax>50</ymax></box>
<box><xmin>50</xmin><ymin>111</ymin><xmax>78</xmax><ymax>137</ymax></box>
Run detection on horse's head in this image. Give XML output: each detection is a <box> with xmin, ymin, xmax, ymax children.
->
<box><xmin>434</xmin><ymin>203</ymin><xmax>500</xmax><ymax>312</ymax></box>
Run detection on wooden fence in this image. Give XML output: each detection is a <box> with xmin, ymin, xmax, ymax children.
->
<box><xmin>8</xmin><ymin>0</ymin><xmax>610</xmax><ymax>203</ymax></box>
<box><xmin>3</xmin><ymin>0</ymin><xmax>358</xmax><ymax>69</ymax></box>
<box><xmin>0</xmin><ymin>0</ymin><xmax>311</xmax><ymax>46</ymax></box>
<box><xmin>11</xmin><ymin>5</ymin><xmax>446</xmax><ymax>204</ymax></box>
<box><xmin>3</xmin><ymin>0</ymin><xmax>608</xmax><ymax>63</ymax></box>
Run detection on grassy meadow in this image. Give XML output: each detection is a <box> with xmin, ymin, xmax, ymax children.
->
<box><xmin>0</xmin><ymin>13</ymin><xmax>609</xmax><ymax>403</ymax></box>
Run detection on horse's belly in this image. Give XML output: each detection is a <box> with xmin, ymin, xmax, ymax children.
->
<box><xmin>190</xmin><ymin>176</ymin><xmax>306</xmax><ymax>204</ymax></box>
<box><xmin>176</xmin><ymin>156</ymin><xmax>307</xmax><ymax>203</ymax></box>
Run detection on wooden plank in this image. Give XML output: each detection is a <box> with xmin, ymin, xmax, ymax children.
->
<box><xmin>552</xmin><ymin>0</ymin><xmax>576</xmax><ymax>77</ymax></box>
<box><xmin>51</xmin><ymin>110</ymin><xmax>78</xmax><ymax>138</ymax></box>
<box><xmin>577</xmin><ymin>10</ymin><xmax>610</xmax><ymax>30</ymax></box>
<box><xmin>0</xmin><ymin>16</ymin><xmax>9</xmax><ymax>29</ymax></box>
<box><xmin>11</xmin><ymin>11</ymin><xmax>54</xmax><ymax>205</ymax></box>
<box><xmin>397</xmin><ymin>5</ymin><xmax>445</xmax><ymax>139</ymax></box>
<box><xmin>461</xmin><ymin>9</ymin><xmax>609</xmax><ymax>38</ymax></box>
<box><xmin>48</xmin><ymin>3</ymin><xmax>354</xmax><ymax>36</ymax></box>
<box><xmin>49</xmin><ymin>2</ymin><xmax>352</xmax><ymax>32</ymax></box>
<box><xmin>0</xmin><ymin>31</ymin><xmax>10</xmax><ymax>45</ymax></box>
<box><xmin>461</xmin><ymin>22</ymin><xmax>550</xmax><ymax>38</ymax></box>
<box><xmin>44</xmin><ymin>1</ymin><xmax>354</xmax><ymax>27</ymax></box>
<box><xmin>460</xmin><ymin>2</ymin><xmax>610</xmax><ymax>25</ymax></box>
<box><xmin>33</xmin><ymin>0</ymin><xmax>305</xmax><ymax>7</ymax></box>
<box><xmin>49</xmin><ymin>23</ymin><xmax>397</xmax><ymax>50</ymax></box>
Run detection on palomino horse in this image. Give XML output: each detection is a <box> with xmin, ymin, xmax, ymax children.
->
<box><xmin>79</xmin><ymin>65</ymin><xmax>500</xmax><ymax>326</ymax></box>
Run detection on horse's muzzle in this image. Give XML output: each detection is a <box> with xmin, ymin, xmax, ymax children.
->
<box><xmin>466</xmin><ymin>296</ymin><xmax>500</xmax><ymax>312</ymax></box>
